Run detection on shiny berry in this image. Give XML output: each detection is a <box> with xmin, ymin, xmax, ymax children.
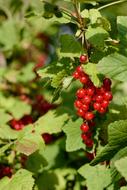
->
<box><xmin>76</xmin><ymin>65</ymin><xmax>82</xmax><ymax>73</ymax></box>
<box><xmin>81</xmin><ymin>133</ymin><xmax>88</xmax><ymax>141</ymax></box>
<box><xmin>80</xmin><ymin>54</ymin><xmax>88</xmax><ymax>63</ymax></box>
<box><xmin>80</xmin><ymin>123</ymin><xmax>89</xmax><ymax>133</ymax></box>
<box><xmin>81</xmin><ymin>95</ymin><xmax>91</xmax><ymax>105</ymax></box>
<box><xmin>73</xmin><ymin>71</ymin><xmax>79</xmax><ymax>79</ymax></box>
<box><xmin>101</xmin><ymin>100</ymin><xmax>109</xmax><ymax>108</ymax></box>
<box><xmin>103</xmin><ymin>91</ymin><xmax>113</xmax><ymax>101</ymax></box>
<box><xmin>80</xmin><ymin>75</ymin><xmax>89</xmax><ymax>84</ymax></box>
<box><xmin>81</xmin><ymin>104</ymin><xmax>89</xmax><ymax>112</ymax></box>
<box><xmin>98</xmin><ymin>107</ymin><xmax>107</xmax><ymax>114</ymax></box>
<box><xmin>96</xmin><ymin>95</ymin><xmax>103</xmax><ymax>103</ymax></box>
<box><xmin>93</xmin><ymin>102</ymin><xmax>101</xmax><ymax>111</ymax></box>
<box><xmin>85</xmin><ymin>139</ymin><xmax>94</xmax><ymax>148</ymax></box>
<box><xmin>86</xmin><ymin>87</ymin><xmax>95</xmax><ymax>96</ymax></box>
<box><xmin>76</xmin><ymin>88</ymin><xmax>86</xmax><ymax>98</ymax></box>
<box><xmin>42</xmin><ymin>133</ymin><xmax>53</xmax><ymax>144</ymax></box>
<box><xmin>84</xmin><ymin>112</ymin><xmax>95</xmax><ymax>120</ymax></box>
<box><xmin>74</xmin><ymin>100</ymin><xmax>82</xmax><ymax>109</ymax></box>
<box><xmin>77</xmin><ymin>109</ymin><xmax>84</xmax><ymax>117</ymax></box>
<box><xmin>103</xmin><ymin>78</ymin><xmax>112</xmax><ymax>90</ymax></box>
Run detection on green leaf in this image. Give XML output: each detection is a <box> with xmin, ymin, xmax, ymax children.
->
<box><xmin>91</xmin><ymin>120</ymin><xmax>127</xmax><ymax>166</ymax></box>
<box><xmin>0</xmin><ymin>110</ymin><xmax>12</xmax><ymax>125</ymax></box>
<box><xmin>35</xmin><ymin>109</ymin><xmax>69</xmax><ymax>134</ymax></box>
<box><xmin>89</xmin><ymin>9</ymin><xmax>101</xmax><ymax>24</ymax></box>
<box><xmin>86</xmin><ymin>26</ymin><xmax>109</xmax><ymax>47</ymax></box>
<box><xmin>51</xmin><ymin>70</ymin><xmax>67</xmax><ymax>88</ymax></box>
<box><xmin>82</xmin><ymin>63</ymin><xmax>100</xmax><ymax>86</ymax></box>
<box><xmin>17</xmin><ymin>63</ymin><xmax>36</xmax><ymax>83</ymax></box>
<box><xmin>0</xmin><ymin>124</ymin><xmax>19</xmax><ymax>140</ymax></box>
<box><xmin>63</xmin><ymin>118</ymin><xmax>85</xmax><ymax>152</ymax></box>
<box><xmin>60</xmin><ymin>34</ymin><xmax>82</xmax><ymax>57</ymax></box>
<box><xmin>78</xmin><ymin>164</ymin><xmax>112</xmax><ymax>190</ymax></box>
<box><xmin>16</xmin><ymin>125</ymin><xmax>45</xmax><ymax>156</ymax></box>
<box><xmin>0</xmin><ymin>20</ymin><xmax>19</xmax><ymax>51</ymax></box>
<box><xmin>115</xmin><ymin>156</ymin><xmax>127</xmax><ymax>181</ymax></box>
<box><xmin>97</xmin><ymin>53</ymin><xmax>127</xmax><ymax>82</ymax></box>
<box><xmin>0</xmin><ymin>169</ymin><xmax>34</xmax><ymax>190</ymax></box>
<box><xmin>121</xmin><ymin>187</ymin><xmax>127</xmax><ymax>190</ymax></box>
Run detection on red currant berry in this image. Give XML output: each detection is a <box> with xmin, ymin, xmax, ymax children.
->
<box><xmin>80</xmin><ymin>54</ymin><xmax>88</xmax><ymax>64</ymax></box>
<box><xmin>84</xmin><ymin>112</ymin><xmax>95</xmax><ymax>120</ymax></box>
<box><xmin>42</xmin><ymin>133</ymin><xmax>53</xmax><ymax>144</ymax></box>
<box><xmin>81</xmin><ymin>133</ymin><xmax>88</xmax><ymax>141</ymax></box>
<box><xmin>81</xmin><ymin>104</ymin><xmax>89</xmax><ymax>112</ymax></box>
<box><xmin>93</xmin><ymin>102</ymin><xmax>101</xmax><ymax>111</ymax></box>
<box><xmin>85</xmin><ymin>139</ymin><xmax>94</xmax><ymax>148</ymax></box>
<box><xmin>80</xmin><ymin>123</ymin><xmax>89</xmax><ymax>133</ymax></box>
<box><xmin>76</xmin><ymin>88</ymin><xmax>86</xmax><ymax>98</ymax></box>
<box><xmin>73</xmin><ymin>71</ymin><xmax>79</xmax><ymax>79</ymax></box>
<box><xmin>96</xmin><ymin>95</ymin><xmax>103</xmax><ymax>103</ymax></box>
<box><xmin>76</xmin><ymin>65</ymin><xmax>82</xmax><ymax>73</ymax></box>
<box><xmin>88</xmin><ymin>121</ymin><xmax>96</xmax><ymax>128</ymax></box>
<box><xmin>101</xmin><ymin>100</ymin><xmax>109</xmax><ymax>109</ymax></box>
<box><xmin>77</xmin><ymin>109</ymin><xmax>84</xmax><ymax>117</ymax></box>
<box><xmin>81</xmin><ymin>95</ymin><xmax>91</xmax><ymax>105</ymax></box>
<box><xmin>98</xmin><ymin>107</ymin><xmax>107</xmax><ymax>114</ymax></box>
<box><xmin>86</xmin><ymin>87</ymin><xmax>95</xmax><ymax>96</ymax></box>
<box><xmin>86</xmin><ymin>152</ymin><xmax>94</xmax><ymax>160</ymax></box>
<box><xmin>80</xmin><ymin>75</ymin><xmax>89</xmax><ymax>84</ymax></box>
<box><xmin>103</xmin><ymin>78</ymin><xmax>112</xmax><ymax>89</ymax></box>
<box><xmin>74</xmin><ymin>100</ymin><xmax>82</xmax><ymax>109</ymax></box>
<box><xmin>104</xmin><ymin>91</ymin><xmax>113</xmax><ymax>101</ymax></box>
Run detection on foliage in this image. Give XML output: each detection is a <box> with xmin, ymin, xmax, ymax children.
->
<box><xmin>0</xmin><ymin>0</ymin><xmax>127</xmax><ymax>189</ymax></box>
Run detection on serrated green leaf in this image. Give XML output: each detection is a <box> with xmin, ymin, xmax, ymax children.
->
<box><xmin>89</xmin><ymin>9</ymin><xmax>101</xmax><ymax>24</ymax></box>
<box><xmin>97</xmin><ymin>53</ymin><xmax>127</xmax><ymax>82</ymax></box>
<box><xmin>35</xmin><ymin>109</ymin><xmax>69</xmax><ymax>134</ymax></box>
<box><xmin>0</xmin><ymin>169</ymin><xmax>34</xmax><ymax>190</ymax></box>
<box><xmin>0</xmin><ymin>110</ymin><xmax>12</xmax><ymax>125</ymax></box>
<box><xmin>51</xmin><ymin>70</ymin><xmax>67</xmax><ymax>88</ymax></box>
<box><xmin>16</xmin><ymin>125</ymin><xmax>45</xmax><ymax>156</ymax></box>
<box><xmin>82</xmin><ymin>63</ymin><xmax>100</xmax><ymax>86</ymax></box>
<box><xmin>63</xmin><ymin>118</ymin><xmax>85</xmax><ymax>152</ymax></box>
<box><xmin>0</xmin><ymin>143</ymin><xmax>13</xmax><ymax>156</ymax></box>
<box><xmin>91</xmin><ymin>120</ymin><xmax>127</xmax><ymax>166</ymax></box>
<box><xmin>115</xmin><ymin>156</ymin><xmax>127</xmax><ymax>181</ymax></box>
<box><xmin>63</xmin><ymin>76</ymin><xmax>73</xmax><ymax>89</ymax></box>
<box><xmin>0</xmin><ymin>124</ymin><xmax>19</xmax><ymax>140</ymax></box>
<box><xmin>86</xmin><ymin>26</ymin><xmax>109</xmax><ymax>47</ymax></box>
<box><xmin>60</xmin><ymin>34</ymin><xmax>82</xmax><ymax>56</ymax></box>
<box><xmin>78</xmin><ymin>164</ymin><xmax>112</xmax><ymax>190</ymax></box>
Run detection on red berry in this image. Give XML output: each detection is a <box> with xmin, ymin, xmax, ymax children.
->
<box><xmin>76</xmin><ymin>65</ymin><xmax>82</xmax><ymax>73</ymax></box>
<box><xmin>74</xmin><ymin>100</ymin><xmax>82</xmax><ymax>109</ymax></box>
<box><xmin>73</xmin><ymin>71</ymin><xmax>79</xmax><ymax>79</ymax></box>
<box><xmin>76</xmin><ymin>88</ymin><xmax>86</xmax><ymax>98</ymax></box>
<box><xmin>80</xmin><ymin>75</ymin><xmax>89</xmax><ymax>84</ymax></box>
<box><xmin>42</xmin><ymin>133</ymin><xmax>53</xmax><ymax>144</ymax></box>
<box><xmin>103</xmin><ymin>91</ymin><xmax>113</xmax><ymax>101</ymax></box>
<box><xmin>81</xmin><ymin>133</ymin><xmax>88</xmax><ymax>141</ymax></box>
<box><xmin>98</xmin><ymin>107</ymin><xmax>107</xmax><ymax>114</ymax></box>
<box><xmin>85</xmin><ymin>139</ymin><xmax>94</xmax><ymax>148</ymax></box>
<box><xmin>86</xmin><ymin>87</ymin><xmax>95</xmax><ymax>96</ymax></box>
<box><xmin>77</xmin><ymin>109</ymin><xmax>84</xmax><ymax>117</ymax></box>
<box><xmin>96</xmin><ymin>95</ymin><xmax>103</xmax><ymax>103</ymax></box>
<box><xmin>80</xmin><ymin>123</ymin><xmax>89</xmax><ymax>133</ymax></box>
<box><xmin>80</xmin><ymin>54</ymin><xmax>88</xmax><ymax>64</ymax></box>
<box><xmin>88</xmin><ymin>121</ymin><xmax>96</xmax><ymax>127</ymax></box>
<box><xmin>81</xmin><ymin>104</ymin><xmax>89</xmax><ymax>112</ymax></box>
<box><xmin>103</xmin><ymin>78</ymin><xmax>112</xmax><ymax>90</ymax></box>
<box><xmin>84</xmin><ymin>112</ymin><xmax>95</xmax><ymax>120</ymax></box>
<box><xmin>81</xmin><ymin>95</ymin><xmax>91</xmax><ymax>105</ymax></box>
<box><xmin>93</xmin><ymin>102</ymin><xmax>101</xmax><ymax>111</ymax></box>
<box><xmin>101</xmin><ymin>100</ymin><xmax>109</xmax><ymax>108</ymax></box>
<box><xmin>10</xmin><ymin>119</ymin><xmax>24</xmax><ymax>130</ymax></box>
<box><xmin>86</xmin><ymin>152</ymin><xmax>94</xmax><ymax>160</ymax></box>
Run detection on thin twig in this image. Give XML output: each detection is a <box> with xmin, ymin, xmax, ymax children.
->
<box><xmin>98</xmin><ymin>0</ymin><xmax>127</xmax><ymax>11</ymax></box>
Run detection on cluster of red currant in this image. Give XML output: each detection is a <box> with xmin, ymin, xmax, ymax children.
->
<box><xmin>73</xmin><ymin>55</ymin><xmax>113</xmax><ymax>149</ymax></box>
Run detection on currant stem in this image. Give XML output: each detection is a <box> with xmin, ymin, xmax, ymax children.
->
<box><xmin>98</xmin><ymin>0</ymin><xmax>127</xmax><ymax>11</ymax></box>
